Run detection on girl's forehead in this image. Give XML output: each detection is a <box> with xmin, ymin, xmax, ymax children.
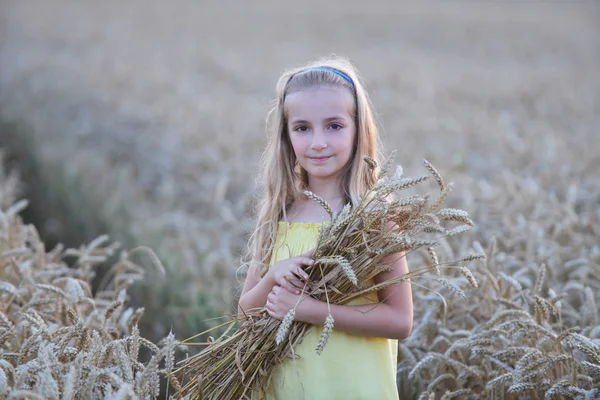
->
<box><xmin>285</xmin><ymin>85</ymin><xmax>355</xmax><ymax>119</ymax></box>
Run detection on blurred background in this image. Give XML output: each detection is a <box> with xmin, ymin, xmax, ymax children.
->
<box><xmin>0</xmin><ymin>0</ymin><xmax>598</xmax><ymax>345</ymax></box>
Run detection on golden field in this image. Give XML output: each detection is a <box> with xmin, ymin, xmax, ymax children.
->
<box><xmin>0</xmin><ymin>1</ymin><xmax>599</xmax><ymax>398</ymax></box>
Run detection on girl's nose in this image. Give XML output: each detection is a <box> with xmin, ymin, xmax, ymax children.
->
<box><xmin>311</xmin><ymin>129</ymin><xmax>327</xmax><ymax>150</ymax></box>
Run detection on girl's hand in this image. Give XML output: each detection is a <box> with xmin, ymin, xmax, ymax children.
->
<box><xmin>266</xmin><ymin>284</ymin><xmax>314</xmax><ymax>321</ymax></box>
<box><xmin>267</xmin><ymin>248</ymin><xmax>314</xmax><ymax>295</ymax></box>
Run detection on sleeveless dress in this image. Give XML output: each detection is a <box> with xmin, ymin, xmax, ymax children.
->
<box><xmin>254</xmin><ymin>221</ymin><xmax>399</xmax><ymax>400</ymax></box>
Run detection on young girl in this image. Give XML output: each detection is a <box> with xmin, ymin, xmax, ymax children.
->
<box><xmin>238</xmin><ymin>56</ymin><xmax>413</xmax><ymax>400</ymax></box>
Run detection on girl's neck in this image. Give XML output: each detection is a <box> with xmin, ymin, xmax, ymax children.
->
<box><xmin>284</xmin><ymin>189</ymin><xmax>346</xmax><ymax>224</ymax></box>
<box><xmin>285</xmin><ymin>200</ymin><xmax>344</xmax><ymax>223</ymax></box>
<box><xmin>304</xmin><ymin>179</ymin><xmax>344</xmax><ymax>205</ymax></box>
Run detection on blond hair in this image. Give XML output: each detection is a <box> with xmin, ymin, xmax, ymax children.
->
<box><xmin>243</xmin><ymin>55</ymin><xmax>384</xmax><ymax>277</ymax></box>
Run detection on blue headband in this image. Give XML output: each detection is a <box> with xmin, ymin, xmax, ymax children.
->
<box><xmin>303</xmin><ymin>67</ymin><xmax>354</xmax><ymax>86</ymax></box>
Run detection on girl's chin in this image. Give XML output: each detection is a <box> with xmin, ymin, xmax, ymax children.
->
<box><xmin>305</xmin><ymin>170</ymin><xmax>342</xmax><ymax>180</ymax></box>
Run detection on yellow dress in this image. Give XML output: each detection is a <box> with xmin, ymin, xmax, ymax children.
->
<box><xmin>256</xmin><ymin>221</ymin><xmax>399</xmax><ymax>400</ymax></box>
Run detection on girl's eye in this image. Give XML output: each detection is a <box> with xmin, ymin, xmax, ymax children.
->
<box><xmin>295</xmin><ymin>126</ymin><xmax>309</xmax><ymax>132</ymax></box>
<box><xmin>329</xmin><ymin>123</ymin><xmax>342</xmax><ymax>130</ymax></box>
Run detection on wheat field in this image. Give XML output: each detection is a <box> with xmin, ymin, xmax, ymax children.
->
<box><xmin>0</xmin><ymin>1</ymin><xmax>599</xmax><ymax>398</ymax></box>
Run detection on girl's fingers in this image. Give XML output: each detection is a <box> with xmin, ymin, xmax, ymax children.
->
<box><xmin>289</xmin><ymin>278</ymin><xmax>304</xmax><ymax>289</ymax></box>
<box><xmin>295</xmin><ymin>266</ymin><xmax>310</xmax><ymax>280</ymax></box>
<box><xmin>299</xmin><ymin>258</ymin><xmax>314</xmax><ymax>267</ymax></box>
<box><xmin>302</xmin><ymin>248</ymin><xmax>316</xmax><ymax>257</ymax></box>
<box><xmin>295</xmin><ymin>262</ymin><xmax>311</xmax><ymax>280</ymax></box>
<box><xmin>289</xmin><ymin>272</ymin><xmax>307</xmax><ymax>285</ymax></box>
<box><xmin>290</xmin><ymin>274</ymin><xmax>306</xmax><ymax>287</ymax></box>
<box><xmin>283</xmin><ymin>276</ymin><xmax>301</xmax><ymax>294</ymax></box>
<box><xmin>275</xmin><ymin>276</ymin><xmax>288</xmax><ymax>288</ymax></box>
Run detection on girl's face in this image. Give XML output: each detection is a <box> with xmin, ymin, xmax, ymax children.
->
<box><xmin>285</xmin><ymin>85</ymin><xmax>356</xmax><ymax>185</ymax></box>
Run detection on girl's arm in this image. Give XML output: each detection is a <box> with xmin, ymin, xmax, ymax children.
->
<box><xmin>238</xmin><ymin>264</ymin><xmax>276</xmax><ymax>319</ymax></box>
<box><xmin>267</xmin><ymin>250</ymin><xmax>413</xmax><ymax>340</ymax></box>
<box><xmin>302</xmin><ymin>250</ymin><xmax>412</xmax><ymax>340</ymax></box>
<box><xmin>239</xmin><ymin>250</ymin><xmax>315</xmax><ymax>320</ymax></box>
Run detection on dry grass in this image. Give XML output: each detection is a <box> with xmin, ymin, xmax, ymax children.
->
<box><xmin>0</xmin><ymin>157</ymin><xmax>183</xmax><ymax>398</ymax></box>
<box><xmin>0</xmin><ymin>1</ymin><xmax>599</xmax><ymax>398</ymax></box>
<box><xmin>397</xmin><ymin>169</ymin><xmax>600</xmax><ymax>398</ymax></box>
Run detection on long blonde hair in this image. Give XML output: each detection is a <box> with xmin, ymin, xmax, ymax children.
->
<box><xmin>244</xmin><ymin>55</ymin><xmax>384</xmax><ymax>277</ymax></box>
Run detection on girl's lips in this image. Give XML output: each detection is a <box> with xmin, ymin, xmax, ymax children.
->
<box><xmin>310</xmin><ymin>156</ymin><xmax>331</xmax><ymax>163</ymax></box>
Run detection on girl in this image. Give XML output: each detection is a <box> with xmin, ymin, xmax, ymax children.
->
<box><xmin>238</xmin><ymin>56</ymin><xmax>413</xmax><ymax>400</ymax></box>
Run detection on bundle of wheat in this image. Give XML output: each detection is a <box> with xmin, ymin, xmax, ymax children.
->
<box><xmin>175</xmin><ymin>154</ymin><xmax>481</xmax><ymax>399</ymax></box>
